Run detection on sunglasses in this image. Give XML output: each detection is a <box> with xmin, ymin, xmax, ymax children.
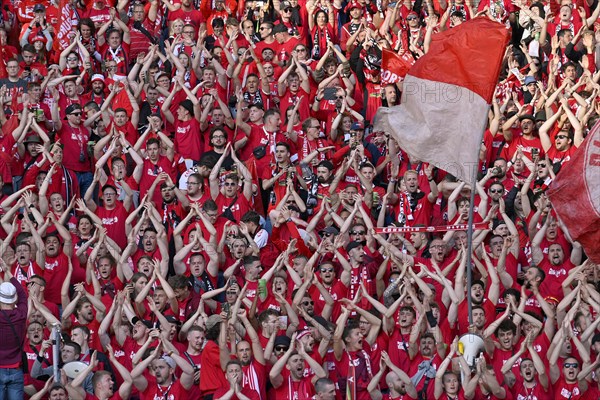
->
<box><xmin>322</xmin><ymin>232</ymin><xmax>333</xmax><ymax>237</ymax></box>
<box><xmin>556</xmin><ymin>135</ymin><xmax>568</xmax><ymax>140</ymax></box>
<box><xmin>275</xmin><ymin>346</ymin><xmax>288</xmax><ymax>351</ymax></box>
<box><xmin>564</xmin><ymin>363</ymin><xmax>579</xmax><ymax>368</ymax></box>
<box><xmin>350</xmin><ymin>231</ymin><xmax>366</xmax><ymax>235</ymax></box>
<box><xmin>407</xmin><ymin>16</ymin><xmax>417</xmax><ymax>20</ymax></box>
<box><xmin>302</xmin><ymin>300</ymin><xmax>314</xmax><ymax>306</ymax></box>
<box><xmin>320</xmin><ymin>268</ymin><xmax>334</xmax><ymax>273</ymax></box>
<box><xmin>489</xmin><ymin>189</ymin><xmax>503</xmax><ymax>194</ymax></box>
<box><xmin>259</xmin><ymin>27</ymin><xmax>270</xmax><ymax>31</ymax></box>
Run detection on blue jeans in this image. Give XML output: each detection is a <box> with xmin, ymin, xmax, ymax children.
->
<box><xmin>0</xmin><ymin>368</ymin><xmax>24</xmax><ymax>400</ymax></box>
<box><xmin>75</xmin><ymin>171</ymin><xmax>94</xmax><ymax>199</ymax></box>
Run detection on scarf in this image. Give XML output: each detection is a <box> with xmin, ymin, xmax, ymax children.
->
<box><xmin>311</xmin><ymin>25</ymin><xmax>332</xmax><ymax>60</ymax></box>
<box><xmin>301</xmin><ymin>137</ymin><xmax>326</xmax><ymax>162</ymax></box>
<box><xmin>345</xmin><ymin>350</ymin><xmax>373</xmax><ymax>399</ymax></box>
<box><xmin>411</xmin><ymin>359</ymin><xmax>437</xmax><ymax>386</ymax></box>
<box><xmin>286</xmin><ymin>376</ymin><xmax>311</xmax><ymax>400</ymax></box>
<box><xmin>396</xmin><ymin>192</ymin><xmax>413</xmax><ymax>226</ymax></box>
<box><xmin>243</xmin><ymin>363</ymin><xmax>262</xmax><ymax>400</ymax></box>
<box><xmin>243</xmin><ymin>90</ymin><xmax>264</xmax><ymax>106</ymax></box>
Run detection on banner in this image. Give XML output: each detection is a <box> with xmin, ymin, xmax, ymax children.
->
<box><xmin>55</xmin><ymin>0</ymin><xmax>74</xmax><ymax>51</ymax></box>
<box><xmin>375</xmin><ymin>222</ymin><xmax>488</xmax><ymax>234</ymax></box>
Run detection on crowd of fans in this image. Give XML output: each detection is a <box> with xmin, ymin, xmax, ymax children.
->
<box><xmin>0</xmin><ymin>0</ymin><xmax>599</xmax><ymax>398</ymax></box>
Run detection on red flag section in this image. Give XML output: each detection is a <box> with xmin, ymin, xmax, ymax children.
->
<box><xmin>374</xmin><ymin>18</ymin><xmax>509</xmax><ymax>183</ymax></box>
<box><xmin>409</xmin><ymin>17</ymin><xmax>509</xmax><ymax>103</ymax></box>
<box><xmin>381</xmin><ymin>48</ymin><xmax>415</xmax><ymax>86</ymax></box>
<box><xmin>547</xmin><ymin>121</ymin><xmax>600</xmax><ymax>263</ymax></box>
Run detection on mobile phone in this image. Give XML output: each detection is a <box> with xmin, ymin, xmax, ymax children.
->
<box><xmin>323</xmin><ymin>87</ymin><xmax>337</xmax><ymax>101</ymax></box>
<box><xmin>278</xmin><ymin>316</ymin><xmax>288</xmax><ymax>330</ymax></box>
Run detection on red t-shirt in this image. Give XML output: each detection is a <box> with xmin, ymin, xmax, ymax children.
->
<box><xmin>94</xmin><ymin>203</ymin><xmax>129</xmax><ymax>249</ymax></box>
<box><xmin>174</xmin><ymin>118</ymin><xmax>203</xmax><ymax>161</ymax></box>
<box><xmin>199</xmin><ymin>340</ymin><xmax>228</xmax><ymax>396</ymax></box>
<box><xmin>140</xmin><ymin>375</ymin><xmax>189</xmax><ymax>400</ymax></box>
<box><xmin>43</xmin><ymin>252</ymin><xmax>70</xmax><ymax>305</ymax></box>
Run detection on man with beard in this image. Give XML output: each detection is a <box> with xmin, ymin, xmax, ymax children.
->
<box><xmin>85</xmin><ymin>74</ymin><xmax>107</xmax><ymax>107</ymax></box>
<box><xmin>454</xmin><ymin>279</ymin><xmax>499</xmax><ymax>335</ymax></box>
<box><xmin>147</xmin><ymin>172</ymin><xmax>190</xmax><ymax>239</ymax></box>
<box><xmin>261</xmin><ymin>142</ymin><xmax>305</xmax><ymax>212</ymax></box>
<box><xmin>311</xmin><ymin>261</ymin><xmax>347</xmax><ymax>321</ymax></box>
<box><xmin>500</xmin><ymin>334</ymin><xmax>550</xmax><ymax>398</ymax></box>
<box><xmin>132</xmin><ymin>341</ymin><xmax>196</xmax><ymax>400</ymax></box>
<box><xmin>203</xmin><ymin>127</ymin><xmax>233</xmax><ymax>170</ymax></box>
<box><xmin>233</xmin><ymin>309</ymin><xmax>267</xmax><ymax>400</ymax></box>
<box><xmin>269</xmin><ymin>337</ymin><xmax>326</xmax><ymax>399</ymax></box>
<box><xmin>236</xmin><ymin>108</ymin><xmax>289</xmax><ymax>167</ymax></box>
<box><xmin>183</xmin><ymin>326</ymin><xmax>205</xmax><ymax>399</ymax></box>
<box><xmin>62</xmin><ymin>290</ymin><xmax>106</xmax><ymax>352</ymax></box>
<box><xmin>180</xmin><ymin>172</ymin><xmax>211</xmax><ymax>206</ymax></box>
<box><xmin>301</xmin><ymin>158</ymin><xmax>334</xmax><ymax>215</ymax></box>
<box><xmin>214</xmin><ymin>360</ymin><xmax>261</xmax><ymax>400</ymax></box>
<box><xmin>480</xmin><ymin>158</ymin><xmax>515</xmax><ymax>193</ymax></box>
<box><xmin>138</xmin><ymin>89</ymin><xmax>162</xmax><ymax>134</ymax></box>
<box><xmin>85</xmin><ymin>180</ymin><xmax>133</xmax><ymax>250</ymax></box>
<box><xmin>538</xmin><ymin>100</ymin><xmax>583</xmax><ymax>168</ymax></box>
<box><xmin>531</xmin><ymin>215</ymin><xmax>573</xmax><ymax>263</ymax></box>
<box><xmin>106</xmin><ymin>108</ymin><xmax>140</xmax><ymax>147</ymax></box>
<box><xmin>36</xmin><ymin>146</ymin><xmax>80</xmax><ymax>219</ymax></box>
<box><xmin>295</xmin><ymin>329</ymin><xmax>326</xmax><ymax>380</ymax></box>
<box><xmin>405</xmin><ymin>333</ymin><xmax>444</xmax><ymax>399</ymax></box>
<box><xmin>139</xmin><ymin>138</ymin><xmax>176</xmax><ymax>206</ymax></box>
<box><xmin>393</xmin><ymin>168</ymin><xmax>438</xmax><ymax>227</ymax></box>
<box><xmin>534</xmin><ymin>242</ymin><xmax>581</xmax><ymax>301</ymax></box>
<box><xmin>335</xmin><ymin>237</ymin><xmax>376</xmax><ymax>298</ymax></box>
<box><xmin>41</xmin><ymin>217</ymin><xmax>73</xmax><ymax>306</ymax></box>
<box><xmin>124</xmin><ymin>227</ymin><xmax>169</xmax><ymax>270</ymax></box>
<box><xmin>384</xmin><ymin>237</ymin><xmax>460</xmax><ymax>304</ymax></box>
<box><xmin>368</xmin><ymin>351</ymin><xmax>418</xmax><ymax>400</ymax></box>
<box><xmin>235</xmin><ymin>103</ymin><xmax>266</xmax><ymax>160</ymax></box>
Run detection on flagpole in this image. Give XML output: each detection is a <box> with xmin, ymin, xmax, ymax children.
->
<box><xmin>465</xmin><ymin>105</ymin><xmax>492</xmax><ymax>326</ymax></box>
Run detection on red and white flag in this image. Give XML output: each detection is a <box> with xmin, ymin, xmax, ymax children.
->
<box><xmin>547</xmin><ymin>121</ymin><xmax>600</xmax><ymax>263</ymax></box>
<box><xmin>374</xmin><ymin>18</ymin><xmax>509</xmax><ymax>183</ymax></box>
<box><xmin>381</xmin><ymin>48</ymin><xmax>415</xmax><ymax>86</ymax></box>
